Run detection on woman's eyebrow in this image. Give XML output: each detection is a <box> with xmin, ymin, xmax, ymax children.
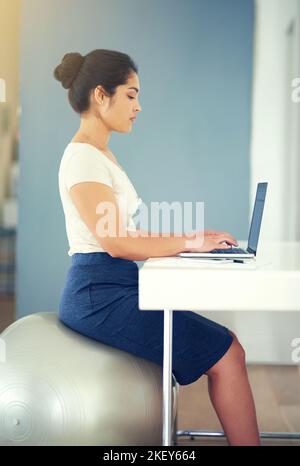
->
<box><xmin>128</xmin><ymin>87</ymin><xmax>140</xmax><ymax>94</ymax></box>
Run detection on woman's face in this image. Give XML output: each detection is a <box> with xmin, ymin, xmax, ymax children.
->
<box><xmin>93</xmin><ymin>72</ymin><xmax>142</xmax><ymax>133</ymax></box>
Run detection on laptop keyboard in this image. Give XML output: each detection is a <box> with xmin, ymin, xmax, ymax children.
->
<box><xmin>210</xmin><ymin>248</ymin><xmax>248</xmax><ymax>254</ymax></box>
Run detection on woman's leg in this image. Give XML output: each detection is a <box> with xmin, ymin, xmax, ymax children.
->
<box><xmin>205</xmin><ymin>331</ymin><xmax>261</xmax><ymax>446</ymax></box>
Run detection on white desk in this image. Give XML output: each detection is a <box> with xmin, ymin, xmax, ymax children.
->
<box><xmin>138</xmin><ymin>241</ymin><xmax>300</xmax><ymax>446</ymax></box>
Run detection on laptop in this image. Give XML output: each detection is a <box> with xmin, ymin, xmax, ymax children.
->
<box><xmin>178</xmin><ymin>182</ymin><xmax>268</xmax><ymax>259</ymax></box>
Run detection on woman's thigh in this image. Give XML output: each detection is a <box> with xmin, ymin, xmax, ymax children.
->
<box><xmin>60</xmin><ymin>287</ymin><xmax>234</xmax><ymax>386</ymax></box>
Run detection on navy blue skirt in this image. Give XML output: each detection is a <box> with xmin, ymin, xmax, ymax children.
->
<box><xmin>58</xmin><ymin>252</ymin><xmax>233</xmax><ymax>386</ymax></box>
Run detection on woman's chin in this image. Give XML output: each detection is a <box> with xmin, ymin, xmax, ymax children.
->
<box><xmin>124</xmin><ymin>124</ymin><xmax>133</xmax><ymax>133</ymax></box>
<box><xmin>115</xmin><ymin>122</ymin><xmax>133</xmax><ymax>133</ymax></box>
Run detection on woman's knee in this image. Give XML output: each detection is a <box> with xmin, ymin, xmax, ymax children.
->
<box><xmin>205</xmin><ymin>331</ymin><xmax>246</xmax><ymax>377</ymax></box>
<box><xmin>228</xmin><ymin>330</ymin><xmax>246</xmax><ymax>363</ymax></box>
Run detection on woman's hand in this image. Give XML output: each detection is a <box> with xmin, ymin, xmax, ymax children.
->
<box><xmin>204</xmin><ymin>230</ymin><xmax>238</xmax><ymax>243</ymax></box>
<box><xmin>184</xmin><ymin>230</ymin><xmax>238</xmax><ymax>253</ymax></box>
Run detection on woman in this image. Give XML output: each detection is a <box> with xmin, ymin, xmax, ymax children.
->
<box><xmin>54</xmin><ymin>49</ymin><xmax>260</xmax><ymax>446</ymax></box>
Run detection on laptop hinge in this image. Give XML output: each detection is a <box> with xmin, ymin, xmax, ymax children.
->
<box><xmin>247</xmin><ymin>247</ymin><xmax>256</xmax><ymax>255</ymax></box>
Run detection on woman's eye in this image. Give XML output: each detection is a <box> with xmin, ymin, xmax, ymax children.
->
<box><xmin>128</xmin><ymin>96</ymin><xmax>134</xmax><ymax>100</ymax></box>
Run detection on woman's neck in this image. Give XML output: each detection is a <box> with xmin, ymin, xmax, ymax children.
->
<box><xmin>74</xmin><ymin>115</ymin><xmax>111</xmax><ymax>151</ymax></box>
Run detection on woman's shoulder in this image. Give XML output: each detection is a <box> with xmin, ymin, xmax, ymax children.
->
<box><xmin>61</xmin><ymin>142</ymin><xmax>110</xmax><ymax>165</ymax></box>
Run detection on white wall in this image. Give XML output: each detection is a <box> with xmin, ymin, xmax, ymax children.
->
<box><xmin>245</xmin><ymin>0</ymin><xmax>300</xmax><ymax>364</ymax></box>
<box><xmin>203</xmin><ymin>0</ymin><xmax>300</xmax><ymax>365</ymax></box>
<box><xmin>250</xmin><ymin>0</ymin><xmax>300</xmax><ymax>242</ymax></box>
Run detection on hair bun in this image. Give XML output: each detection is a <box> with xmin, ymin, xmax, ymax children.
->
<box><xmin>53</xmin><ymin>52</ymin><xmax>84</xmax><ymax>89</ymax></box>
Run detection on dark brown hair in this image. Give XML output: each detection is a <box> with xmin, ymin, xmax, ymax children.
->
<box><xmin>53</xmin><ymin>49</ymin><xmax>138</xmax><ymax>113</ymax></box>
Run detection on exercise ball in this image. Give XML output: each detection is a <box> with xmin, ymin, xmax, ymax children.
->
<box><xmin>0</xmin><ymin>312</ymin><xmax>178</xmax><ymax>446</ymax></box>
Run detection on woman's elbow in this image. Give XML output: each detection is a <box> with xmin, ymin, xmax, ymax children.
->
<box><xmin>97</xmin><ymin>236</ymin><xmax>121</xmax><ymax>258</ymax></box>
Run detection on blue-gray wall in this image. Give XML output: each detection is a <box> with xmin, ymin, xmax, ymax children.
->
<box><xmin>17</xmin><ymin>0</ymin><xmax>254</xmax><ymax>318</ymax></box>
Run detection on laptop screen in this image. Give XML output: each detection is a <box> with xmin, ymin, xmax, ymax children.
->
<box><xmin>247</xmin><ymin>182</ymin><xmax>268</xmax><ymax>254</ymax></box>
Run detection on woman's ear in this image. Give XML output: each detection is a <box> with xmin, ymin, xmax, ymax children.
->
<box><xmin>94</xmin><ymin>86</ymin><xmax>105</xmax><ymax>105</ymax></box>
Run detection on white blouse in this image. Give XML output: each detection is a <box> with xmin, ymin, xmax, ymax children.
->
<box><xmin>58</xmin><ymin>142</ymin><xmax>142</xmax><ymax>256</ymax></box>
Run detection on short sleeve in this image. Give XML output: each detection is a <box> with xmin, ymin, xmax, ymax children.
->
<box><xmin>65</xmin><ymin>149</ymin><xmax>113</xmax><ymax>191</ymax></box>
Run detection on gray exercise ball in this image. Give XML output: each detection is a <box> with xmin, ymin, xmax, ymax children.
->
<box><xmin>0</xmin><ymin>312</ymin><xmax>178</xmax><ymax>446</ymax></box>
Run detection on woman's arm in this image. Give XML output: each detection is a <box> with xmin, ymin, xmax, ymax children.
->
<box><xmin>110</xmin><ymin>228</ymin><xmax>189</xmax><ymax>261</ymax></box>
<box><xmin>69</xmin><ymin>182</ymin><xmax>195</xmax><ymax>260</ymax></box>
<box><xmin>69</xmin><ymin>182</ymin><xmax>236</xmax><ymax>261</ymax></box>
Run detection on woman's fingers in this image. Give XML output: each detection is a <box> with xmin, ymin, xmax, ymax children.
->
<box><xmin>221</xmin><ymin>232</ymin><xmax>238</xmax><ymax>244</ymax></box>
<box><xmin>215</xmin><ymin>236</ymin><xmax>236</xmax><ymax>246</ymax></box>
<box><xmin>204</xmin><ymin>230</ymin><xmax>238</xmax><ymax>245</ymax></box>
<box><xmin>216</xmin><ymin>232</ymin><xmax>237</xmax><ymax>245</ymax></box>
<box><xmin>216</xmin><ymin>242</ymin><xmax>231</xmax><ymax>248</ymax></box>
